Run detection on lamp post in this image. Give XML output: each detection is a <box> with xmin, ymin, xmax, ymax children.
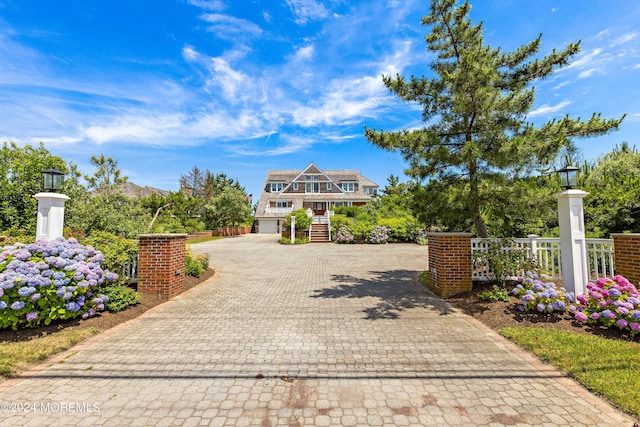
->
<box><xmin>556</xmin><ymin>164</ymin><xmax>589</xmax><ymax>296</ymax></box>
<box><xmin>33</xmin><ymin>169</ymin><xmax>69</xmax><ymax>242</ymax></box>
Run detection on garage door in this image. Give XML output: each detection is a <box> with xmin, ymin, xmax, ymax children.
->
<box><xmin>259</xmin><ymin>220</ymin><xmax>278</xmax><ymax>234</ymax></box>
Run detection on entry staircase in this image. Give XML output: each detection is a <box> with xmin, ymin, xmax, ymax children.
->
<box><xmin>310</xmin><ymin>215</ymin><xmax>331</xmax><ymax>242</ymax></box>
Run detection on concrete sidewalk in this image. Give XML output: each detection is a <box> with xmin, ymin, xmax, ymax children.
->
<box><xmin>0</xmin><ymin>234</ymin><xmax>635</xmax><ymax>426</ymax></box>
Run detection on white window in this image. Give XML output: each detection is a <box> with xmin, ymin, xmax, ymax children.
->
<box><xmin>327</xmin><ymin>183</ymin><xmax>332</xmax><ymax>190</ymax></box>
<box><xmin>363</xmin><ymin>187</ymin><xmax>376</xmax><ymax>195</ymax></box>
<box><xmin>270</xmin><ymin>182</ymin><xmax>283</xmax><ymax>192</ymax></box>
<box><xmin>276</xmin><ymin>201</ymin><xmax>289</xmax><ymax>208</ymax></box>
<box><xmin>341</xmin><ymin>182</ymin><xmax>355</xmax><ymax>192</ymax></box>
<box><xmin>305</xmin><ymin>182</ymin><xmax>320</xmax><ymax>193</ymax></box>
<box><xmin>293</xmin><ymin>183</ymin><xmax>298</xmax><ymax>190</ymax></box>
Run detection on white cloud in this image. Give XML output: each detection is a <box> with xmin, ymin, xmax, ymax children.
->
<box><xmin>199</xmin><ymin>13</ymin><xmax>263</xmax><ymax>40</ymax></box>
<box><xmin>577</xmin><ymin>68</ymin><xmax>599</xmax><ymax>79</ymax></box>
<box><xmin>567</xmin><ymin>48</ymin><xmax>602</xmax><ymax>70</ymax></box>
<box><xmin>285</xmin><ymin>0</ymin><xmax>330</xmax><ymax>25</ymax></box>
<box><xmin>611</xmin><ymin>31</ymin><xmax>638</xmax><ymax>47</ymax></box>
<box><xmin>81</xmin><ymin>114</ymin><xmax>185</xmax><ymax>144</ymax></box>
<box><xmin>528</xmin><ymin>101</ymin><xmax>571</xmax><ymax>118</ymax></box>
<box><xmin>186</xmin><ymin>0</ymin><xmax>226</xmax><ymax>11</ymax></box>
<box><xmin>182</xmin><ymin>45</ymin><xmax>199</xmax><ymax>61</ymax></box>
<box><xmin>292</xmin><ymin>45</ymin><xmax>315</xmax><ymax>61</ymax></box>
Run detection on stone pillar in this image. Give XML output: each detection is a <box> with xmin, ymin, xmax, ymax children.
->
<box><xmin>427</xmin><ymin>232</ymin><xmax>473</xmax><ymax>297</ymax></box>
<box><xmin>612</xmin><ymin>234</ymin><xmax>640</xmax><ymax>285</ymax></box>
<box><xmin>33</xmin><ymin>192</ymin><xmax>70</xmax><ymax>242</ymax></box>
<box><xmin>137</xmin><ymin>234</ymin><xmax>188</xmax><ymax>300</ymax></box>
<box><xmin>557</xmin><ymin>190</ymin><xmax>589</xmax><ymax>296</ymax></box>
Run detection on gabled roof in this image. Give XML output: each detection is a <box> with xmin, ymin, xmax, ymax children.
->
<box><xmin>281</xmin><ymin>162</ymin><xmax>345</xmax><ymax>194</ymax></box>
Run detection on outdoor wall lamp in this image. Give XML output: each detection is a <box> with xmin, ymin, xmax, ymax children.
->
<box><xmin>557</xmin><ymin>165</ymin><xmax>579</xmax><ymax>190</ymax></box>
<box><xmin>42</xmin><ymin>168</ymin><xmax>64</xmax><ymax>192</ymax></box>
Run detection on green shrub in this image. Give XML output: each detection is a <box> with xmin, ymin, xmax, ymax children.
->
<box><xmin>479</xmin><ymin>285</ymin><xmax>510</xmax><ymax>302</ymax></box>
<box><xmin>378</xmin><ymin>216</ymin><xmax>418</xmax><ymax>242</ymax></box>
<box><xmin>473</xmin><ymin>238</ymin><xmax>537</xmax><ymax>286</ymax></box>
<box><xmin>99</xmin><ymin>285</ymin><xmax>140</xmax><ymax>312</ymax></box>
<box><xmin>283</xmin><ymin>209</ymin><xmax>312</xmax><ymax>231</ymax></box>
<box><xmin>333</xmin><ymin>206</ymin><xmax>361</xmax><ymax>218</ymax></box>
<box><xmin>185</xmin><ymin>247</ymin><xmax>210</xmax><ymax>278</ymax></box>
<box><xmin>82</xmin><ymin>231</ymin><xmax>138</xmax><ymax>285</ymax></box>
<box><xmin>279</xmin><ymin>237</ymin><xmax>309</xmax><ymax>244</ymax></box>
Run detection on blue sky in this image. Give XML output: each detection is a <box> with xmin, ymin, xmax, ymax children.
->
<box><xmin>1</xmin><ymin>0</ymin><xmax>639</xmax><ymax>200</ymax></box>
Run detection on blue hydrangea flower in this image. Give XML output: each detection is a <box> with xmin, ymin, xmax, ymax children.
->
<box><xmin>11</xmin><ymin>301</ymin><xmax>25</xmax><ymax>310</ymax></box>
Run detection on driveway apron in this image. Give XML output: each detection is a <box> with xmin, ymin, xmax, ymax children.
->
<box><xmin>0</xmin><ymin>234</ymin><xmax>634</xmax><ymax>426</ymax></box>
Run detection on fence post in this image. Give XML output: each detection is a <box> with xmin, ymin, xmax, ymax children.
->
<box><xmin>557</xmin><ymin>190</ymin><xmax>589</xmax><ymax>296</ymax></box>
<box><xmin>528</xmin><ymin>234</ymin><xmax>538</xmax><ymax>264</ymax></box>
<box><xmin>427</xmin><ymin>232</ymin><xmax>473</xmax><ymax>297</ymax></box>
<box><xmin>137</xmin><ymin>234</ymin><xmax>188</xmax><ymax>300</ymax></box>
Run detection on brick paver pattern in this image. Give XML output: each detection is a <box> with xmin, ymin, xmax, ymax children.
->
<box><xmin>0</xmin><ymin>235</ymin><xmax>635</xmax><ymax>426</ymax></box>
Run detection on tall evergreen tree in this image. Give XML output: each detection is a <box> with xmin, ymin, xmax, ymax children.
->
<box><xmin>365</xmin><ymin>0</ymin><xmax>624</xmax><ymax>237</ymax></box>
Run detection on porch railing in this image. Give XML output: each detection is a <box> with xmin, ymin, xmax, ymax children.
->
<box><xmin>471</xmin><ymin>235</ymin><xmax>615</xmax><ymax>282</ymax></box>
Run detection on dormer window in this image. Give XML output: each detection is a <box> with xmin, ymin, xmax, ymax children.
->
<box><xmin>271</xmin><ymin>182</ymin><xmax>283</xmax><ymax>192</ymax></box>
<box><xmin>341</xmin><ymin>182</ymin><xmax>355</xmax><ymax>192</ymax></box>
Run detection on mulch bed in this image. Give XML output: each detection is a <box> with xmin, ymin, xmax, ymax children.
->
<box><xmin>445</xmin><ymin>280</ymin><xmax>640</xmax><ymax>342</ymax></box>
<box><xmin>0</xmin><ymin>268</ymin><xmax>216</xmax><ymax>343</ymax></box>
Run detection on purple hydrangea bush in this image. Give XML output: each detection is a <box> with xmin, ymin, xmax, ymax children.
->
<box><xmin>336</xmin><ymin>226</ymin><xmax>355</xmax><ymax>244</ymax></box>
<box><xmin>573</xmin><ymin>275</ymin><xmax>640</xmax><ymax>334</ymax></box>
<box><xmin>512</xmin><ymin>271</ymin><xmax>575</xmax><ymax>313</ymax></box>
<box><xmin>368</xmin><ymin>226</ymin><xmax>390</xmax><ymax>244</ymax></box>
<box><xmin>0</xmin><ymin>237</ymin><xmax>118</xmax><ymax>330</ymax></box>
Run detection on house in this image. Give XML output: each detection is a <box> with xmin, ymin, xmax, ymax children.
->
<box><xmin>92</xmin><ymin>182</ymin><xmax>170</xmax><ymax>199</ymax></box>
<box><xmin>254</xmin><ymin>163</ymin><xmax>379</xmax><ymax>240</ymax></box>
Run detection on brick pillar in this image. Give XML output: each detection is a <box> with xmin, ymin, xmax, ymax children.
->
<box><xmin>427</xmin><ymin>232</ymin><xmax>473</xmax><ymax>297</ymax></box>
<box><xmin>612</xmin><ymin>234</ymin><xmax>640</xmax><ymax>285</ymax></box>
<box><xmin>137</xmin><ymin>234</ymin><xmax>188</xmax><ymax>300</ymax></box>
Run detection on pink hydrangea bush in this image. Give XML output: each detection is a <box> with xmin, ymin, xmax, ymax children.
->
<box><xmin>573</xmin><ymin>275</ymin><xmax>640</xmax><ymax>334</ymax></box>
<box><xmin>0</xmin><ymin>237</ymin><xmax>118</xmax><ymax>330</ymax></box>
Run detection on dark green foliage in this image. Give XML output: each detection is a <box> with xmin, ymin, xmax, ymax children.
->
<box><xmin>0</xmin><ymin>142</ymin><xmax>68</xmax><ymax>233</ymax></box>
<box><xmin>185</xmin><ymin>248</ymin><xmax>210</xmax><ymax>278</ymax></box>
<box><xmin>583</xmin><ymin>143</ymin><xmax>640</xmax><ymax>237</ymax></box>
<box><xmin>364</xmin><ymin>0</ymin><xmax>624</xmax><ymax>237</ymax></box>
<box><xmin>479</xmin><ymin>285</ymin><xmax>510</xmax><ymax>302</ymax></box>
<box><xmin>473</xmin><ymin>238</ymin><xmax>537</xmax><ymax>286</ymax></box>
<box><xmin>100</xmin><ymin>286</ymin><xmax>140</xmax><ymax>312</ymax></box>
<box><xmin>283</xmin><ymin>209</ymin><xmax>313</xmax><ymax>231</ymax></box>
<box><xmin>82</xmin><ymin>232</ymin><xmax>138</xmax><ymax>284</ymax></box>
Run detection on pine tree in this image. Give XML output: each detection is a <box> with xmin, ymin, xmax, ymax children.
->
<box><xmin>365</xmin><ymin>0</ymin><xmax>624</xmax><ymax>237</ymax></box>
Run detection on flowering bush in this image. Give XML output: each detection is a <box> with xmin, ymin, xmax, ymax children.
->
<box><xmin>512</xmin><ymin>271</ymin><xmax>575</xmax><ymax>313</ymax></box>
<box><xmin>368</xmin><ymin>226</ymin><xmax>390</xmax><ymax>244</ymax></box>
<box><xmin>573</xmin><ymin>275</ymin><xmax>640</xmax><ymax>334</ymax></box>
<box><xmin>0</xmin><ymin>238</ymin><xmax>117</xmax><ymax>330</ymax></box>
<box><xmin>335</xmin><ymin>226</ymin><xmax>355</xmax><ymax>244</ymax></box>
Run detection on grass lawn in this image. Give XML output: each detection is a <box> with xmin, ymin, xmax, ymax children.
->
<box><xmin>501</xmin><ymin>326</ymin><xmax>640</xmax><ymax>419</ymax></box>
<box><xmin>0</xmin><ymin>327</ymin><xmax>99</xmax><ymax>379</ymax></box>
<box><xmin>187</xmin><ymin>235</ymin><xmax>224</xmax><ymax>244</ymax></box>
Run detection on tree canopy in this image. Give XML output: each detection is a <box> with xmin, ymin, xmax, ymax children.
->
<box><xmin>365</xmin><ymin>0</ymin><xmax>624</xmax><ymax>237</ymax></box>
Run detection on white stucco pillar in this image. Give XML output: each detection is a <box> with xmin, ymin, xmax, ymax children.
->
<box><xmin>33</xmin><ymin>192</ymin><xmax>70</xmax><ymax>242</ymax></box>
<box><xmin>557</xmin><ymin>189</ymin><xmax>589</xmax><ymax>296</ymax></box>
<box><xmin>290</xmin><ymin>215</ymin><xmax>296</xmax><ymax>244</ymax></box>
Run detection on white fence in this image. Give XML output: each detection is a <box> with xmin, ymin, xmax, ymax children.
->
<box><xmin>471</xmin><ymin>235</ymin><xmax>615</xmax><ymax>282</ymax></box>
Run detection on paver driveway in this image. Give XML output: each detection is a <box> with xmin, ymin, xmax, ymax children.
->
<box><xmin>0</xmin><ymin>234</ymin><xmax>635</xmax><ymax>426</ymax></box>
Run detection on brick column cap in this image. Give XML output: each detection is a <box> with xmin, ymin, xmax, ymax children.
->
<box><xmin>138</xmin><ymin>233</ymin><xmax>189</xmax><ymax>238</ymax></box>
<box><xmin>611</xmin><ymin>233</ymin><xmax>640</xmax><ymax>237</ymax></box>
<box><xmin>426</xmin><ymin>232</ymin><xmax>473</xmax><ymax>237</ymax></box>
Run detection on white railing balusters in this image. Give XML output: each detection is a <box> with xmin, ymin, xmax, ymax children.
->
<box><xmin>470</xmin><ymin>236</ymin><xmax>614</xmax><ymax>282</ymax></box>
